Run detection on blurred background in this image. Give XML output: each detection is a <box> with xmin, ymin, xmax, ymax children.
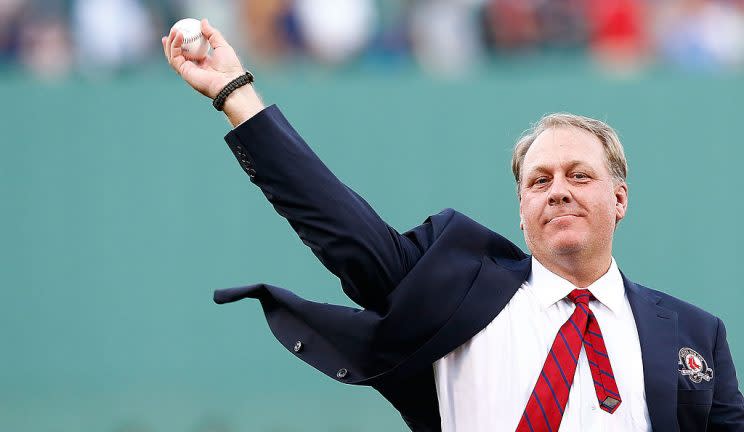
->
<box><xmin>2</xmin><ymin>0</ymin><xmax>744</xmax><ymax>77</ymax></box>
<box><xmin>2</xmin><ymin>0</ymin><xmax>743</xmax><ymax>431</ymax></box>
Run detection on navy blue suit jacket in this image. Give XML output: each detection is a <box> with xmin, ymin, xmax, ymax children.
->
<box><xmin>214</xmin><ymin>105</ymin><xmax>744</xmax><ymax>431</ymax></box>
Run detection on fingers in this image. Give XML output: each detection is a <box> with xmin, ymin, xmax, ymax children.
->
<box><xmin>171</xmin><ymin>31</ymin><xmax>183</xmax><ymax>58</ymax></box>
<box><xmin>201</xmin><ymin>18</ymin><xmax>227</xmax><ymax>50</ymax></box>
<box><xmin>163</xmin><ymin>30</ymin><xmax>171</xmax><ymax>60</ymax></box>
<box><xmin>164</xmin><ymin>29</ymin><xmax>187</xmax><ymax>73</ymax></box>
<box><xmin>164</xmin><ymin>29</ymin><xmax>175</xmax><ymax>63</ymax></box>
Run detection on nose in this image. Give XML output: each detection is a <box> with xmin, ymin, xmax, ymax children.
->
<box><xmin>548</xmin><ymin>177</ymin><xmax>572</xmax><ymax>206</ymax></box>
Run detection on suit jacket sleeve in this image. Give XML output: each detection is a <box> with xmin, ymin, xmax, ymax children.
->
<box><xmin>709</xmin><ymin>317</ymin><xmax>744</xmax><ymax>430</ymax></box>
<box><xmin>223</xmin><ymin>105</ymin><xmax>436</xmax><ymax>311</ymax></box>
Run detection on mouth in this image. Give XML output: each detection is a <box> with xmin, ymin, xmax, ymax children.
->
<box><xmin>546</xmin><ymin>214</ymin><xmax>580</xmax><ymax>224</ymax></box>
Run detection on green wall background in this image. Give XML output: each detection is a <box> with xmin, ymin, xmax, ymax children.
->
<box><xmin>2</xmin><ymin>64</ymin><xmax>743</xmax><ymax>431</ymax></box>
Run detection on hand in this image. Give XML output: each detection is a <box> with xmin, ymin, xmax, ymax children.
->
<box><xmin>162</xmin><ymin>19</ymin><xmax>245</xmax><ymax>99</ymax></box>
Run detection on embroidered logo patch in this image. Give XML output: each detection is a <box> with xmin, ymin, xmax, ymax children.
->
<box><xmin>678</xmin><ymin>347</ymin><xmax>713</xmax><ymax>383</ymax></box>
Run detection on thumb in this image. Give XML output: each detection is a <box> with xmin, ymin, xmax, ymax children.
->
<box><xmin>201</xmin><ymin>18</ymin><xmax>228</xmax><ymax>50</ymax></box>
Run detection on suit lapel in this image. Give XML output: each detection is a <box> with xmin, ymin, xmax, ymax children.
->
<box><xmin>624</xmin><ymin>276</ymin><xmax>679</xmax><ymax>431</ymax></box>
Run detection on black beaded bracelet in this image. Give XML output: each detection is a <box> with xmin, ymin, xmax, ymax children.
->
<box><xmin>212</xmin><ymin>71</ymin><xmax>254</xmax><ymax>111</ymax></box>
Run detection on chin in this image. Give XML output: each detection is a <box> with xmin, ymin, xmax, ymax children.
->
<box><xmin>548</xmin><ymin>234</ymin><xmax>587</xmax><ymax>256</ymax></box>
<box><xmin>551</xmin><ymin>244</ymin><xmax>586</xmax><ymax>256</ymax></box>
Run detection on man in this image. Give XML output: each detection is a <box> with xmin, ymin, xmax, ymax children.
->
<box><xmin>163</xmin><ymin>20</ymin><xmax>744</xmax><ymax>431</ymax></box>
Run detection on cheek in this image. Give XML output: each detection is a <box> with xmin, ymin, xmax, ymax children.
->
<box><xmin>588</xmin><ymin>198</ymin><xmax>618</xmax><ymax>225</ymax></box>
<box><xmin>520</xmin><ymin>201</ymin><xmax>541</xmax><ymax>226</ymax></box>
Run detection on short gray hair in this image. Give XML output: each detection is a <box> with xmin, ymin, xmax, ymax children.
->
<box><xmin>511</xmin><ymin>113</ymin><xmax>628</xmax><ymax>194</ymax></box>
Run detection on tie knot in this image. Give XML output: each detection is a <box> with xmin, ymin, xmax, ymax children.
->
<box><xmin>568</xmin><ymin>289</ymin><xmax>592</xmax><ymax>305</ymax></box>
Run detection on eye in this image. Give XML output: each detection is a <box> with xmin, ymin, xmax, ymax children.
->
<box><xmin>534</xmin><ymin>177</ymin><xmax>549</xmax><ymax>185</ymax></box>
<box><xmin>572</xmin><ymin>172</ymin><xmax>589</xmax><ymax>180</ymax></box>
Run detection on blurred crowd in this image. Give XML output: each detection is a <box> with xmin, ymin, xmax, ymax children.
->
<box><xmin>2</xmin><ymin>0</ymin><xmax>744</xmax><ymax>79</ymax></box>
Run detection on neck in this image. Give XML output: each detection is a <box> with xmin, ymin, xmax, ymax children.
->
<box><xmin>535</xmin><ymin>251</ymin><xmax>613</xmax><ymax>288</ymax></box>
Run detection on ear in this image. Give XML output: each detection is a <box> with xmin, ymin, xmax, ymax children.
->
<box><xmin>614</xmin><ymin>181</ymin><xmax>628</xmax><ymax>224</ymax></box>
<box><xmin>519</xmin><ymin>195</ymin><xmax>525</xmax><ymax>231</ymax></box>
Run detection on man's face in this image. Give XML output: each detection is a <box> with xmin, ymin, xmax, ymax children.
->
<box><xmin>518</xmin><ymin>126</ymin><xmax>628</xmax><ymax>261</ymax></box>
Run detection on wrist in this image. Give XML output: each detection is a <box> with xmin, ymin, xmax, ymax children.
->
<box><xmin>212</xmin><ymin>71</ymin><xmax>265</xmax><ymax>127</ymax></box>
<box><xmin>223</xmin><ymin>85</ymin><xmax>265</xmax><ymax>127</ymax></box>
<box><xmin>213</xmin><ymin>71</ymin><xmax>253</xmax><ymax>110</ymax></box>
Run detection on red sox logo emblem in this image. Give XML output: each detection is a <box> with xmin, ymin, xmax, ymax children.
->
<box><xmin>688</xmin><ymin>356</ymin><xmax>701</xmax><ymax>371</ymax></box>
<box><xmin>678</xmin><ymin>347</ymin><xmax>713</xmax><ymax>383</ymax></box>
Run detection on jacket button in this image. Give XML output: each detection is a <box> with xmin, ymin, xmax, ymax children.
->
<box><xmin>293</xmin><ymin>341</ymin><xmax>303</xmax><ymax>353</ymax></box>
<box><xmin>336</xmin><ymin>368</ymin><xmax>348</xmax><ymax>379</ymax></box>
<box><xmin>246</xmin><ymin>167</ymin><xmax>257</xmax><ymax>177</ymax></box>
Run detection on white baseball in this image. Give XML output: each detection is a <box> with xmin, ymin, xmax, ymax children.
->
<box><xmin>171</xmin><ymin>18</ymin><xmax>209</xmax><ymax>60</ymax></box>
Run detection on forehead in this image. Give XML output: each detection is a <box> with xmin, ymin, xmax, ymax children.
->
<box><xmin>522</xmin><ymin>126</ymin><xmax>607</xmax><ymax>173</ymax></box>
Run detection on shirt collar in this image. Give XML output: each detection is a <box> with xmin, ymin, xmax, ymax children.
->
<box><xmin>527</xmin><ymin>256</ymin><xmax>625</xmax><ymax>314</ymax></box>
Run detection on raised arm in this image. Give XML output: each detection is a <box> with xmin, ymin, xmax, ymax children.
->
<box><xmin>163</xmin><ymin>19</ymin><xmax>435</xmax><ymax>311</ymax></box>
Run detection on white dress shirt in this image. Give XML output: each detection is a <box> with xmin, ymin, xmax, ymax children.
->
<box><xmin>433</xmin><ymin>257</ymin><xmax>652</xmax><ymax>431</ymax></box>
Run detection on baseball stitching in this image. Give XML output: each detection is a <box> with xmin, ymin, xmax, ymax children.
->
<box><xmin>182</xmin><ymin>32</ymin><xmax>204</xmax><ymax>51</ymax></box>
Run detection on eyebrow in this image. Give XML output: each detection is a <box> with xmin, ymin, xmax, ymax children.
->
<box><xmin>524</xmin><ymin>160</ymin><xmax>593</xmax><ymax>177</ymax></box>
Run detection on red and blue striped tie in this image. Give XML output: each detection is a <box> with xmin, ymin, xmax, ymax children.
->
<box><xmin>516</xmin><ymin>289</ymin><xmax>622</xmax><ymax>432</ymax></box>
